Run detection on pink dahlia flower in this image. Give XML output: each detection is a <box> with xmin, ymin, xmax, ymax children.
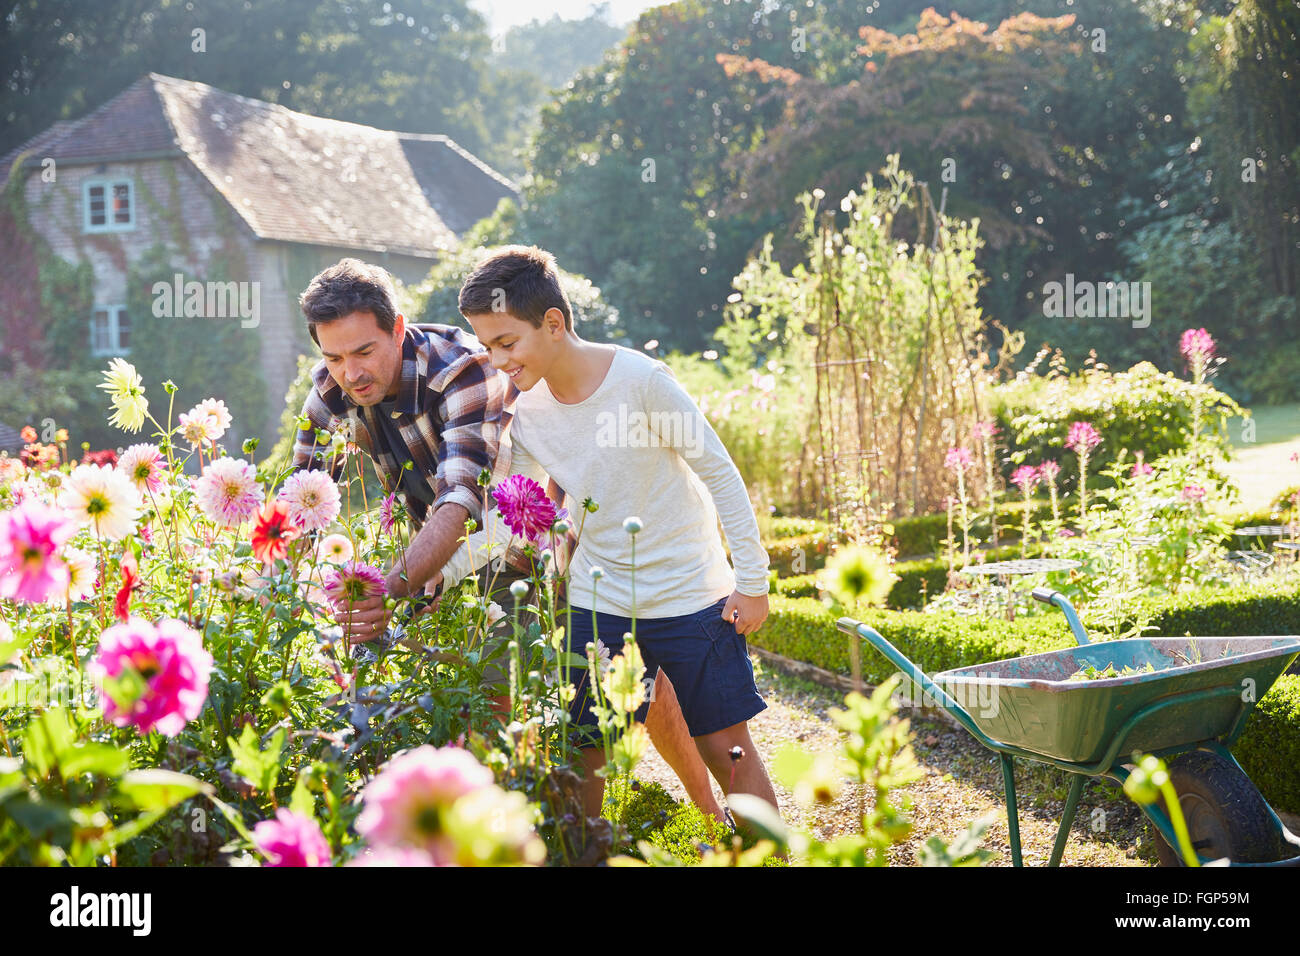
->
<box><xmin>0</xmin><ymin>499</ymin><xmax>74</xmax><ymax>604</ymax></box>
<box><xmin>491</xmin><ymin>474</ymin><xmax>557</xmax><ymax>543</ymax></box>
<box><xmin>355</xmin><ymin>745</ymin><xmax>494</xmax><ymax>859</ymax></box>
<box><xmin>252</xmin><ymin>809</ymin><xmax>332</xmax><ymax>867</ymax></box>
<box><xmin>278</xmin><ymin>469</ymin><xmax>341</xmax><ymax>533</ymax></box>
<box><xmin>89</xmin><ymin>617</ymin><xmax>213</xmax><ymax>737</ymax></box>
<box><xmin>117</xmin><ymin>443</ymin><xmax>168</xmax><ymax>495</ymax></box>
<box><xmin>194</xmin><ymin>457</ymin><xmax>263</xmax><ymax>527</ymax></box>
<box><xmin>347</xmin><ymin>846</ymin><xmax>438</xmax><ymax>867</ymax></box>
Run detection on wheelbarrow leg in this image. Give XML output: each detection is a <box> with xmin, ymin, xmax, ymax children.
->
<box><xmin>1048</xmin><ymin>774</ymin><xmax>1086</xmax><ymax>867</ymax></box>
<box><xmin>1000</xmin><ymin>754</ymin><xmax>1023</xmax><ymax>867</ymax></box>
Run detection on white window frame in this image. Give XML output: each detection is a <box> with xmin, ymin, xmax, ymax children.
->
<box><xmin>82</xmin><ymin>178</ymin><xmax>135</xmax><ymax>233</ymax></box>
<box><xmin>89</xmin><ymin>305</ymin><xmax>131</xmax><ymax>357</ymax></box>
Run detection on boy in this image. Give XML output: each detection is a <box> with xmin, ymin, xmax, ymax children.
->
<box><xmin>438</xmin><ymin>245</ymin><xmax>779</xmax><ymax>819</ymax></box>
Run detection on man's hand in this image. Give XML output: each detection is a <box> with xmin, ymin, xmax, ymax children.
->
<box><xmin>421</xmin><ymin>571</ymin><xmax>444</xmax><ymax>615</ymax></box>
<box><xmin>340</xmin><ymin>596</ymin><xmax>392</xmax><ymax>645</ymax></box>
<box><xmin>720</xmin><ymin>590</ymin><xmax>768</xmax><ymax>637</ymax></box>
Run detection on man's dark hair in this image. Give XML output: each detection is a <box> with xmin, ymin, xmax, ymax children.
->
<box><xmin>458</xmin><ymin>245</ymin><xmax>573</xmax><ymax>331</ymax></box>
<box><xmin>300</xmin><ymin>258</ymin><xmax>399</xmax><ymax>344</ymax></box>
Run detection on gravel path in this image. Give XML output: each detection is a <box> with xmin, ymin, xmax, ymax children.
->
<box><xmin>635</xmin><ymin>656</ymin><xmax>1158</xmax><ymax>866</ymax></box>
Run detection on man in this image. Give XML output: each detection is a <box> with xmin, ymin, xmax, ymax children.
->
<box><xmin>290</xmin><ymin>258</ymin><xmax>510</xmax><ymax>640</ymax></box>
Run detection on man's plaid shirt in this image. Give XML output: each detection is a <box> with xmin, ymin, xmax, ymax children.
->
<box><xmin>289</xmin><ymin>323</ymin><xmax>513</xmax><ymax>530</ymax></box>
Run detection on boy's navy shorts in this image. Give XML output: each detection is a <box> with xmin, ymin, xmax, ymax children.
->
<box><xmin>560</xmin><ymin>596</ymin><xmax>767</xmax><ymax>742</ymax></box>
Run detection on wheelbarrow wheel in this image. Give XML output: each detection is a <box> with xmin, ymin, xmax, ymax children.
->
<box><xmin>1150</xmin><ymin>750</ymin><xmax>1283</xmax><ymax>866</ymax></box>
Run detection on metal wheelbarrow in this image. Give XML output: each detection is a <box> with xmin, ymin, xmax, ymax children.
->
<box><xmin>836</xmin><ymin>587</ymin><xmax>1300</xmax><ymax>866</ymax></box>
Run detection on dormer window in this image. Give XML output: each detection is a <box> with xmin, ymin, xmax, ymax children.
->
<box><xmin>83</xmin><ymin>179</ymin><xmax>134</xmax><ymax>232</ymax></box>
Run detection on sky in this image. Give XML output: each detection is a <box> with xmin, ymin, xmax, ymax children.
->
<box><xmin>470</xmin><ymin>0</ymin><xmax>669</xmax><ymax>35</ymax></box>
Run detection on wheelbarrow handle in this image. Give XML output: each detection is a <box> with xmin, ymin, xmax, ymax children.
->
<box><xmin>835</xmin><ymin>617</ymin><xmax>995</xmax><ymax>746</ymax></box>
<box><xmin>1030</xmin><ymin>588</ymin><xmax>1090</xmax><ymax>646</ymax></box>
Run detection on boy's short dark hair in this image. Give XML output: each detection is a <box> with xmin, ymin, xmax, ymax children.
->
<box><xmin>458</xmin><ymin>245</ymin><xmax>573</xmax><ymax>331</ymax></box>
<box><xmin>300</xmin><ymin>258</ymin><xmax>399</xmax><ymax>345</ymax></box>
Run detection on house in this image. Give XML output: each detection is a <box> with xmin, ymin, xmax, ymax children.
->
<box><xmin>0</xmin><ymin>73</ymin><xmax>517</xmax><ymax>448</ymax></box>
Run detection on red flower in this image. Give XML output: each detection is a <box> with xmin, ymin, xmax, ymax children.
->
<box><xmin>115</xmin><ymin>554</ymin><xmax>140</xmax><ymax>622</ymax></box>
<box><xmin>81</xmin><ymin>448</ymin><xmax>119</xmax><ymax>467</ymax></box>
<box><xmin>251</xmin><ymin>500</ymin><xmax>300</xmax><ymax>566</ymax></box>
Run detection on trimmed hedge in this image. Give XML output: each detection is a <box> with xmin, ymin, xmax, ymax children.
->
<box><xmin>762</xmin><ymin>516</ymin><xmax>828</xmax><ymax>540</ymax></box>
<box><xmin>766</xmin><ymin>532</ymin><xmax>832</xmax><ymax>576</ymax></box>
<box><xmin>755</xmin><ymin>583</ymin><xmax>1300</xmax><ymax>812</ymax></box>
<box><xmin>1231</xmin><ymin>676</ymin><xmax>1300</xmax><ymax>813</ymax></box>
<box><xmin>772</xmin><ymin>543</ymin><xmax>1048</xmax><ymax>610</ymax></box>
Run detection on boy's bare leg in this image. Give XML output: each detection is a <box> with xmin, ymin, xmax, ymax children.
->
<box><xmin>644</xmin><ymin>669</ymin><xmax>725</xmax><ymax>821</ymax></box>
<box><xmin>694</xmin><ymin>721</ymin><xmax>780</xmax><ymax>816</ymax></box>
<box><xmin>578</xmin><ymin>746</ymin><xmax>607</xmax><ymax>818</ymax></box>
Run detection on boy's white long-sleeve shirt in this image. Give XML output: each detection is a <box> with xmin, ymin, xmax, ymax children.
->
<box><xmin>440</xmin><ymin>345</ymin><xmax>770</xmax><ymax>618</ymax></box>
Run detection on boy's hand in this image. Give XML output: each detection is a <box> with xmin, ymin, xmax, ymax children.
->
<box><xmin>722</xmin><ymin>590</ymin><xmax>769</xmax><ymax>636</ymax></box>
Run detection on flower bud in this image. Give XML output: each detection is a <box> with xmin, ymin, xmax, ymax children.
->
<box><xmin>509</xmin><ymin>579</ymin><xmax>529</xmax><ymax>599</ymax></box>
<box><xmin>589</xmin><ymin>566</ymin><xmax>604</xmax><ymax>581</ymax></box>
<box><xmin>622</xmin><ymin>516</ymin><xmax>643</xmax><ymax>535</ymax></box>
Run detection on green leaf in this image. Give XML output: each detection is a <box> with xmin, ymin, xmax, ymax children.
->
<box><xmin>227</xmin><ymin>724</ymin><xmax>285</xmax><ymax>795</ymax></box>
<box><xmin>60</xmin><ymin>742</ymin><xmax>131</xmax><ymax>780</ymax></box>
<box><xmin>288</xmin><ymin>775</ymin><xmax>316</xmax><ymax>820</ymax></box>
<box><xmin>770</xmin><ymin>743</ymin><xmax>814</xmax><ymax>792</ymax></box>
<box><xmin>23</xmin><ymin>709</ymin><xmax>73</xmax><ymax>780</ymax></box>
<box><xmin>0</xmin><ymin>627</ymin><xmax>32</xmax><ymax>664</ymax></box>
<box><xmin>118</xmin><ymin>769</ymin><xmax>209</xmax><ymax>811</ymax></box>
<box><xmin>726</xmin><ymin>793</ymin><xmax>788</xmax><ymax>848</ymax></box>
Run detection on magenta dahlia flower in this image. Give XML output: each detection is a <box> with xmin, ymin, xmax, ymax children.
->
<box><xmin>0</xmin><ymin>500</ymin><xmax>75</xmax><ymax>604</ymax></box>
<box><xmin>89</xmin><ymin>617</ymin><xmax>213</xmax><ymax>737</ymax></box>
<box><xmin>323</xmin><ymin>560</ymin><xmax>387</xmax><ymax>610</ymax></box>
<box><xmin>379</xmin><ymin>492</ymin><xmax>399</xmax><ymax>535</ymax></box>
<box><xmin>355</xmin><ymin>745</ymin><xmax>494</xmax><ymax>859</ymax></box>
<box><xmin>1065</xmin><ymin>421</ymin><xmax>1102</xmax><ymax>454</ymax></box>
<box><xmin>252</xmin><ymin>809</ymin><xmax>332</xmax><ymax>867</ymax></box>
<box><xmin>491</xmin><ymin>474</ymin><xmax>556</xmax><ymax>543</ymax></box>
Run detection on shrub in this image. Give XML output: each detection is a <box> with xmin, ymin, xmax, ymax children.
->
<box><xmin>1233</xmin><ymin>676</ymin><xmax>1300</xmax><ymax>812</ymax></box>
<box><xmin>989</xmin><ymin>359</ymin><xmax>1243</xmax><ymax>494</ymax></box>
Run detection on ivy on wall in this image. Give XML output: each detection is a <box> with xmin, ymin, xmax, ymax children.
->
<box><xmin>0</xmin><ymin>157</ymin><xmax>269</xmax><ymax>449</ymax></box>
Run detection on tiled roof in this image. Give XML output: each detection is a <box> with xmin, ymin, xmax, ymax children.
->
<box><xmin>3</xmin><ymin>74</ymin><xmax>518</xmax><ymax>258</ymax></box>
